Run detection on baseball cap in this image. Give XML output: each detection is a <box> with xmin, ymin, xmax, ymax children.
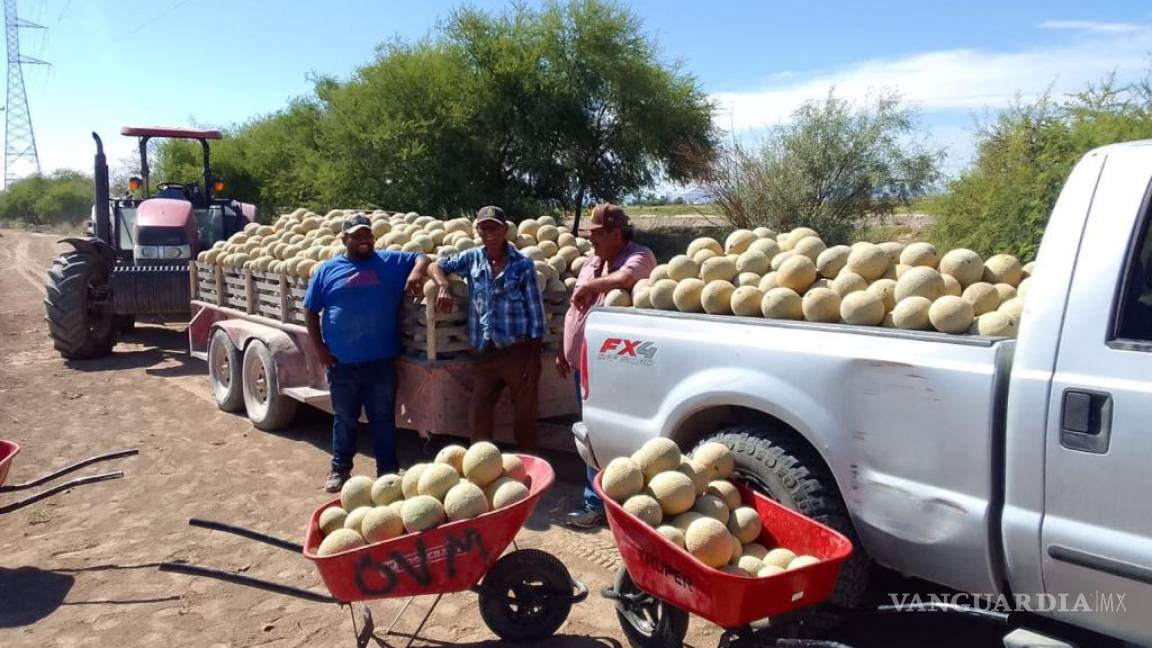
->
<box><xmin>588</xmin><ymin>203</ymin><xmax>629</xmax><ymax>230</ymax></box>
<box><xmin>474</xmin><ymin>205</ymin><xmax>508</xmax><ymax>226</ymax></box>
<box><xmin>342</xmin><ymin>213</ymin><xmax>372</xmax><ymax>234</ymax></box>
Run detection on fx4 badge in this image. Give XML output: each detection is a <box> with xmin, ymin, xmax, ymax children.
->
<box><xmin>597</xmin><ymin>338</ymin><xmax>658</xmax><ymax>366</ymax></box>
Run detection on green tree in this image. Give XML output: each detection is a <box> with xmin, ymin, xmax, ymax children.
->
<box><xmin>934</xmin><ymin>74</ymin><xmax>1152</xmax><ymax>260</ymax></box>
<box><xmin>705</xmin><ymin>91</ymin><xmax>942</xmax><ymax>243</ymax></box>
<box><xmin>0</xmin><ymin>170</ymin><xmax>92</xmax><ymax>227</ymax></box>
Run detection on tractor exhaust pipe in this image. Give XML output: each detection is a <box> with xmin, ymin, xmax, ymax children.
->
<box><xmin>92</xmin><ymin>132</ymin><xmax>111</xmax><ymax>243</ymax></box>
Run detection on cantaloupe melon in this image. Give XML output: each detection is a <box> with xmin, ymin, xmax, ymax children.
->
<box><xmin>758</xmin><ymin>272</ymin><xmax>779</xmax><ymax>292</ymax></box>
<box><xmin>892</xmin><ymin>296</ymin><xmax>932</xmax><ymax>330</ymax></box>
<box><xmin>647</xmin><ymin>471</ymin><xmax>696</xmax><ymax>515</ymax></box>
<box><xmin>761</xmin><ymin>287</ymin><xmax>803</xmax><ymax>320</ymax></box>
<box><xmin>738</xmin><ymin>555</ymin><xmax>764</xmax><ymax>575</ymax></box>
<box><xmin>973</xmin><ymin>311</ymin><xmax>1018</xmax><ymax>337</ymax></box>
<box><xmin>840</xmin><ymin>291</ymin><xmax>886</xmax><ymax>326</ymax></box>
<box><xmin>867</xmin><ymin>278</ymin><xmax>898</xmax><ymax>311</ymax></box>
<box><xmin>725</xmin><ymin>230</ymin><xmax>758</xmax><ymax>255</ymax></box>
<box><xmin>318</xmin><ymin>528</ymin><xmax>366</xmax><ymax>556</ymax></box>
<box><xmin>753</xmin><ymin>227</ymin><xmax>777</xmax><ymax>239</ymax></box>
<box><xmin>601</xmin><ymin>457</ymin><xmax>645</xmax><ymax>502</ymax></box>
<box><xmin>667</xmin><ymin>255</ymin><xmax>699</xmax><ymax>282</ymax></box>
<box><xmin>1017</xmin><ymin>277</ymin><xmax>1032</xmax><ymax>300</ymax></box>
<box><xmin>502</xmin><ymin>454</ymin><xmax>527</xmax><ymax>483</ymax></box>
<box><xmin>649</xmin><ymin>279</ymin><xmax>679</xmax><ymax>310</ymax></box>
<box><xmin>362</xmin><ymin>506</ymin><xmax>405</xmax><ymax>543</ymax></box>
<box><xmin>693</xmin><ymin>248</ymin><xmax>719</xmax><ymax>265</ymax></box>
<box><xmin>319</xmin><ymin>506</ymin><xmax>348</xmax><ymax>535</ymax></box>
<box><xmin>692</xmin><ymin>494</ymin><xmax>731</xmax><ymax>524</ymax></box>
<box><xmin>623</xmin><ymin>494</ymin><xmax>664</xmax><ymax>527</ymax></box>
<box><xmin>816</xmin><ymin>246</ymin><xmax>851</xmax><ymax>279</ymax></box>
<box><xmin>444</xmin><ymin>481</ymin><xmax>490</xmax><ymax>521</ymax></box>
<box><xmin>1022</xmin><ymin>261</ymin><xmax>1035</xmax><ymax>277</ymax></box>
<box><xmin>707</xmin><ymin>480</ymin><xmax>741</xmax><ymax>510</ymax></box>
<box><xmin>962</xmin><ymin>282</ymin><xmax>1000</xmax><ymax>315</ymax></box>
<box><xmin>675</xmin><ymin>458</ymin><xmax>711</xmax><ymax>495</ymax></box>
<box><xmin>463</xmin><ymin>442</ymin><xmax>503</xmax><ymax>487</ymax></box>
<box><xmin>762</xmin><ymin>547</ymin><xmax>796</xmax><ymax>569</ymax></box>
<box><xmin>777</xmin><ymin>256</ymin><xmax>817</xmax><ymax>293</ymax></box>
<box><xmin>878</xmin><ymin>241</ymin><xmax>905</xmax><ymax>265</ymax></box>
<box><xmin>788</xmin><ymin>555</ymin><xmax>821</xmax><ymax>570</ymax></box>
<box><xmin>693</xmin><ymin>442</ymin><xmax>734</xmax><ymax>479</ymax></box>
<box><xmin>846</xmin><ymin>243</ymin><xmax>890</xmax><ymax>281</ymax></box>
<box><xmin>736</xmin><ymin>250</ymin><xmax>770</xmax><ymax>275</ymax></box>
<box><xmin>999</xmin><ymin>297</ymin><xmax>1024</xmax><ymax>323</ymax></box>
<box><xmin>701</xmin><ymin>280</ymin><xmax>736</xmax><ymax>315</ymax></box>
<box><xmin>994</xmin><ymin>283</ymin><xmax>1016</xmax><ymax>304</ymax></box>
<box><xmin>770</xmin><ymin>251</ymin><xmax>794</xmax><ymax>271</ymax></box>
<box><xmin>942</xmin><ymin>273</ymin><xmax>962</xmax><ymax>297</ymax></box>
<box><xmin>748</xmin><ymin>238</ymin><xmax>781</xmax><ymax>259</ymax></box>
<box><xmin>721</xmin><ymin>564</ymin><xmax>748</xmax><ymax>577</ymax></box>
<box><xmin>984</xmin><ymin>254</ymin><xmax>1023</xmax><ymax>286</ymax></box>
<box><xmin>758</xmin><ymin>564</ymin><xmax>785</xmax><ymax>578</ymax></box>
<box><xmin>344</xmin><ymin>506</ymin><xmax>373</xmax><ymax>535</ymax></box>
<box><xmin>802</xmin><ymin>288</ymin><xmax>841</xmax><ymax>322</ymax></box>
<box><xmin>341</xmin><ymin>476</ymin><xmax>375</xmax><ymax>511</ymax></box>
<box><xmin>940</xmin><ymin>249</ymin><xmax>983</xmax><ymax>287</ymax></box>
<box><xmin>604</xmin><ymin>289</ymin><xmax>632</xmax><ymax>307</ymax></box>
<box><xmin>657</xmin><ymin>525</ymin><xmax>686</xmax><ymax>548</ymax></box>
<box><xmin>434</xmin><ymin>445</ymin><xmax>467</xmax><ymax>475</ymax></box>
<box><xmin>671</xmin><ymin>511</ymin><xmax>705</xmax><ymax>532</ymax></box>
<box><xmin>700</xmin><ymin>256</ymin><xmax>739</xmax><ymax>283</ymax></box>
<box><xmin>632</xmin><ymin>438</ymin><xmax>682</xmax><ymax>480</ymax></box>
<box><xmin>401</xmin><ymin>495</ymin><xmax>446</xmax><ymax>532</ymax></box>
<box><xmin>895</xmin><ymin>266</ymin><xmax>945</xmax><ymax>302</ymax></box>
<box><xmin>929</xmin><ymin>296</ymin><xmax>975</xmax><ymax>333</ymax></box>
<box><xmin>685</xmin><ymin>517</ymin><xmax>732</xmax><ymax>568</ymax></box>
<box><xmin>730</xmin><ymin>286</ymin><xmax>764</xmax><ymax>317</ymax></box>
<box><xmin>371</xmin><ymin>474</ymin><xmax>404</xmax><ymax>506</ymax></box>
<box><xmin>418</xmin><ymin>463</ymin><xmax>460</xmax><ymax>501</ymax></box>
<box><xmin>742</xmin><ymin>543</ymin><xmax>769</xmax><ymax>560</ymax></box>
<box><xmin>831</xmin><ymin>271</ymin><xmax>868</xmax><ymax>297</ymax></box>
<box><xmin>727</xmin><ymin>533</ymin><xmax>743</xmax><ymax>565</ymax></box>
<box><xmin>672</xmin><ymin>278</ymin><xmax>706</xmax><ymax>313</ymax></box>
<box><xmin>490</xmin><ymin>479</ymin><xmax>529</xmax><ymax>508</ymax></box>
<box><xmin>687</xmin><ymin>237</ymin><xmax>723</xmax><ymax>257</ymax></box>
<box><xmin>737</xmin><ymin>272</ymin><xmax>762</xmax><ymax>287</ymax></box>
<box><xmin>792</xmin><ymin>236</ymin><xmax>826</xmax><ymax>262</ymax></box>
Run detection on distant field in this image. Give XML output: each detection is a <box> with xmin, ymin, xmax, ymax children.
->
<box><xmin>627</xmin><ymin>203</ymin><xmax>724</xmax><ymax>217</ymax></box>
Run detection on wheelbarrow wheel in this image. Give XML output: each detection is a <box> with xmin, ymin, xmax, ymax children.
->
<box><xmin>477</xmin><ymin>548</ymin><xmax>574</xmax><ymax>643</ymax></box>
<box><xmin>612</xmin><ymin>566</ymin><xmax>689</xmax><ymax>648</ymax></box>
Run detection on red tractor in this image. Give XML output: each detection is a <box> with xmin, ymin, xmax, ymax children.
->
<box><xmin>43</xmin><ymin>126</ymin><xmax>257</xmax><ymax>359</ymax></box>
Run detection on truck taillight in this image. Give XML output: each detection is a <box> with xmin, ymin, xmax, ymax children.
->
<box><xmin>579</xmin><ymin>338</ymin><xmax>589</xmax><ymax>400</ymax></box>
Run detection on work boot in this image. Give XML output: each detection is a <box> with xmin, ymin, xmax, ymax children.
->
<box><xmin>325</xmin><ymin>469</ymin><xmax>350</xmax><ymax>493</ymax></box>
<box><xmin>565</xmin><ymin>507</ymin><xmax>605</xmax><ymax>529</ymax></box>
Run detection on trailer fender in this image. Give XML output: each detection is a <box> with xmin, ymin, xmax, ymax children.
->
<box><xmin>211</xmin><ymin>320</ymin><xmax>310</xmax><ymax>390</ymax></box>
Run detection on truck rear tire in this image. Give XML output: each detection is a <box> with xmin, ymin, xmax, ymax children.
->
<box><xmin>208</xmin><ymin>328</ymin><xmax>244</xmax><ymax>413</ymax></box>
<box><xmin>241</xmin><ymin>340</ymin><xmax>297</xmax><ymax>430</ymax></box>
<box><xmin>43</xmin><ymin>250</ymin><xmax>116</xmax><ymax>360</ymax></box>
<box><xmin>697</xmin><ymin>425</ymin><xmax>872</xmax><ymax>634</ymax></box>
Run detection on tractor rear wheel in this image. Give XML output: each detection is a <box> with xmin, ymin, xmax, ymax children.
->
<box><xmin>43</xmin><ymin>250</ymin><xmax>116</xmax><ymax>360</ymax></box>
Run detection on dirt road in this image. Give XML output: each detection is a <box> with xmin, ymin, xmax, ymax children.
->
<box><xmin>0</xmin><ymin>229</ymin><xmax>1007</xmax><ymax>648</ymax></box>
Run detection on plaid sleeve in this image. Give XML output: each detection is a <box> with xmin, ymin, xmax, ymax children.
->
<box><xmin>523</xmin><ymin>262</ymin><xmax>547</xmax><ymax>340</ymax></box>
<box><xmin>436</xmin><ymin>249</ymin><xmax>469</xmax><ymax>276</ymax></box>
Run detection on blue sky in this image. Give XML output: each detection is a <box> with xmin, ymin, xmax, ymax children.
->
<box><xmin>12</xmin><ymin>0</ymin><xmax>1152</xmax><ymax>184</ymax></box>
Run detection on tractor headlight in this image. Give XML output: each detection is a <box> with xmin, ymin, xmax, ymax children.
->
<box><xmin>135</xmin><ymin>244</ymin><xmax>191</xmax><ymax>260</ymax></box>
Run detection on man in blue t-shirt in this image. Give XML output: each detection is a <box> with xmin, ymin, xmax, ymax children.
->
<box><xmin>304</xmin><ymin>213</ymin><xmax>430</xmax><ymax>492</ymax></box>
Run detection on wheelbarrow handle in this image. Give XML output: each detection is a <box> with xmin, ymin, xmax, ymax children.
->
<box><xmin>0</xmin><ymin>448</ymin><xmax>138</xmax><ymax>492</ymax></box>
<box><xmin>158</xmin><ymin>561</ymin><xmax>336</xmax><ymax>604</ymax></box>
<box><xmin>188</xmin><ymin>518</ymin><xmax>304</xmax><ymax>553</ymax></box>
<box><xmin>0</xmin><ymin>471</ymin><xmax>124</xmax><ymax>514</ymax></box>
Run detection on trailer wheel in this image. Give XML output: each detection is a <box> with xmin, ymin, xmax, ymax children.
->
<box><xmin>43</xmin><ymin>250</ymin><xmax>116</xmax><ymax>360</ymax></box>
<box><xmin>696</xmin><ymin>425</ymin><xmax>873</xmax><ymax>635</ymax></box>
<box><xmin>208</xmin><ymin>328</ymin><xmax>244</xmax><ymax>412</ymax></box>
<box><xmin>241</xmin><ymin>340</ymin><xmax>297</xmax><ymax>430</ymax></box>
<box><xmin>610</xmin><ymin>566</ymin><xmax>689</xmax><ymax>648</ymax></box>
<box><xmin>477</xmin><ymin>549</ymin><xmax>574</xmax><ymax>642</ymax></box>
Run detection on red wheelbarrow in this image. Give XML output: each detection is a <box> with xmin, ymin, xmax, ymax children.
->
<box><xmin>0</xmin><ymin>440</ymin><xmax>138</xmax><ymax>514</ymax></box>
<box><xmin>160</xmin><ymin>455</ymin><xmax>587</xmax><ymax>647</ymax></box>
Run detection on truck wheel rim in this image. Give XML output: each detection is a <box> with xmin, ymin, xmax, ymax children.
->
<box><xmin>210</xmin><ymin>343</ymin><xmax>230</xmax><ymax>388</ymax></box>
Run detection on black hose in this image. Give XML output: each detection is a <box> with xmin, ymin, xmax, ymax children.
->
<box><xmin>158</xmin><ymin>561</ymin><xmax>334</xmax><ymax>603</ymax></box>
<box><xmin>188</xmin><ymin>518</ymin><xmax>304</xmax><ymax>553</ymax></box>
<box><xmin>0</xmin><ymin>448</ymin><xmax>138</xmax><ymax>492</ymax></box>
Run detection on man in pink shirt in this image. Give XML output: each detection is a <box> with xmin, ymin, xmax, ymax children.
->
<box><xmin>558</xmin><ymin>203</ymin><xmax>656</xmax><ymax>528</ymax></box>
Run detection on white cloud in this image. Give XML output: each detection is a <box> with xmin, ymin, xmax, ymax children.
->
<box><xmin>709</xmin><ymin>23</ymin><xmax>1152</xmax><ymax>132</ymax></box>
<box><xmin>1039</xmin><ymin>20</ymin><xmax>1147</xmax><ymax>33</ymax></box>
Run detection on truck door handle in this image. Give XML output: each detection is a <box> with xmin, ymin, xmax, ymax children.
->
<box><xmin>1060</xmin><ymin>389</ymin><xmax>1112</xmax><ymax>454</ymax></box>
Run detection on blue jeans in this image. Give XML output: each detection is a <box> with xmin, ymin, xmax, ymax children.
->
<box><xmin>574</xmin><ymin>370</ymin><xmax>604</xmax><ymax>513</ymax></box>
<box><xmin>327</xmin><ymin>358</ymin><xmax>399</xmax><ymax>476</ymax></box>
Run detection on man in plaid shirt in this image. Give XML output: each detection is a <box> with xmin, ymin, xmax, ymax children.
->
<box><xmin>428</xmin><ymin>206</ymin><xmax>546</xmax><ymax>452</ymax></box>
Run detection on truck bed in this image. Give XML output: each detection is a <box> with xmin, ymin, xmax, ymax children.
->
<box><xmin>581</xmin><ymin>306</ymin><xmax>1016</xmax><ymax>596</ymax></box>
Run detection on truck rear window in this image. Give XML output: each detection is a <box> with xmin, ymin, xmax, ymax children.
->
<box><xmin>1115</xmin><ymin>197</ymin><xmax>1152</xmax><ymax>343</ymax></box>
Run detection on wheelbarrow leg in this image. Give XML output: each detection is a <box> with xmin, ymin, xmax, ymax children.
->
<box><xmin>347</xmin><ymin>602</ymin><xmax>374</xmax><ymax>648</ymax></box>
<box><xmin>406</xmin><ymin>593</ymin><xmax>443</xmax><ymax>648</ymax></box>
<box><xmin>385</xmin><ymin>596</ymin><xmax>417</xmax><ymax>635</ymax></box>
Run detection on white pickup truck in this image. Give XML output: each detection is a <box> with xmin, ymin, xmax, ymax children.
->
<box><xmin>575</xmin><ymin>141</ymin><xmax>1152</xmax><ymax>647</ymax></box>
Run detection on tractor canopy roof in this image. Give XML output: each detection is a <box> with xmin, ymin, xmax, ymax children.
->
<box><xmin>120</xmin><ymin>126</ymin><xmax>222</xmax><ymax>139</ymax></box>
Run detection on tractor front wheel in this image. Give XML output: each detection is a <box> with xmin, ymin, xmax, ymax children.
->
<box><xmin>43</xmin><ymin>250</ymin><xmax>116</xmax><ymax>360</ymax></box>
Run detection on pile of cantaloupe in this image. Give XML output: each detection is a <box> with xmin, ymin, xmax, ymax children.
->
<box><xmin>602</xmin><ymin>438</ymin><xmax>817</xmax><ymax>577</ymax></box>
<box><xmin>315</xmin><ymin>441</ymin><xmax>532</xmax><ymax>556</ymax></box>
<box><xmin>621</xmin><ymin>226</ymin><xmax>1033</xmax><ymax>337</ymax></box>
<box><xmin>196</xmin><ymin>208</ymin><xmax>593</xmax><ymax>291</ymax></box>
